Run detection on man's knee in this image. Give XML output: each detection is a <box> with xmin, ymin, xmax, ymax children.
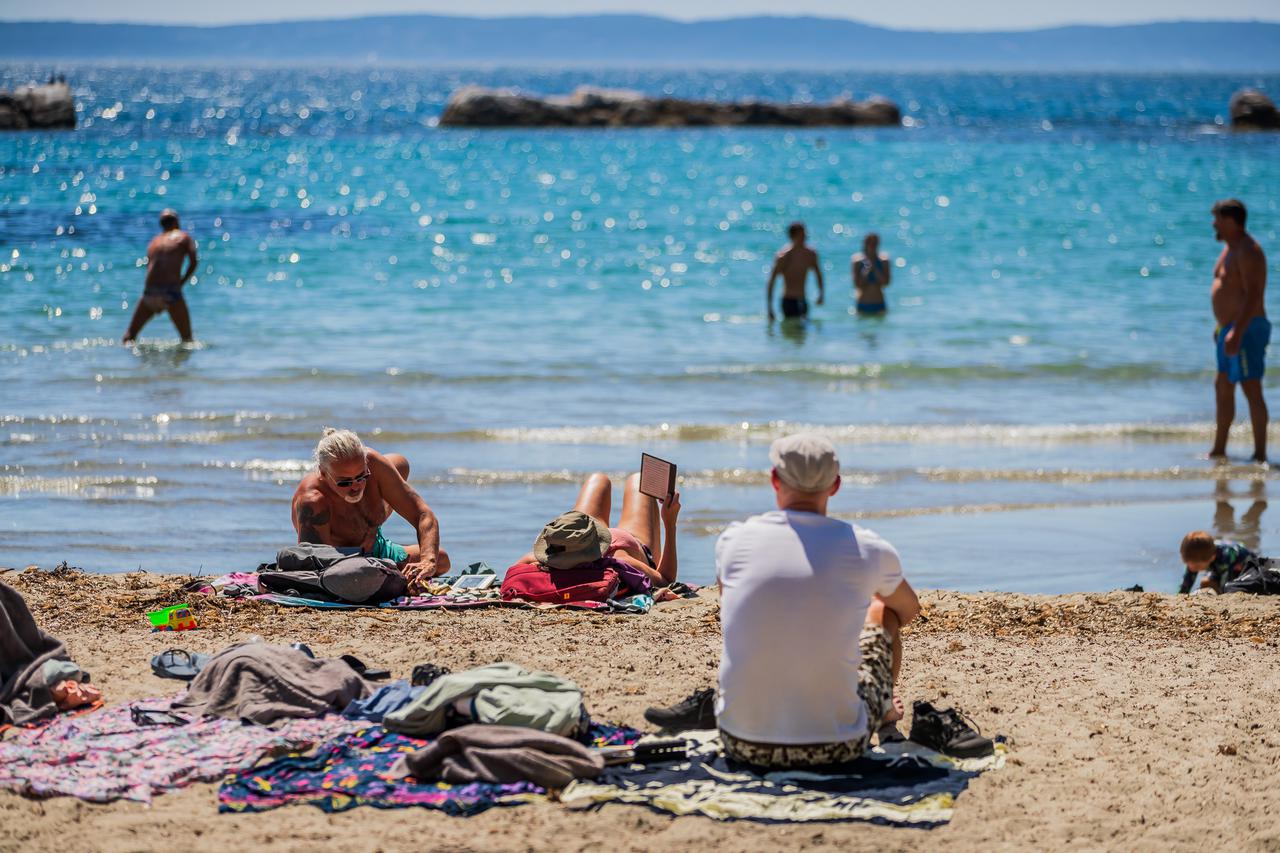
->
<box><xmin>585</xmin><ymin>471</ymin><xmax>613</xmax><ymax>491</ymax></box>
<box><xmin>386</xmin><ymin>453</ymin><xmax>411</xmax><ymax>480</ymax></box>
<box><xmin>624</xmin><ymin>472</ymin><xmax>642</xmax><ymax>493</ymax></box>
<box><xmin>1242</xmin><ymin>380</ymin><xmax>1267</xmax><ymax>403</ymax></box>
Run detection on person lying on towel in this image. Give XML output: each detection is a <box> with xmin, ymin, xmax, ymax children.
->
<box><xmin>515</xmin><ymin>472</ymin><xmax>681</xmax><ymax>588</ymax></box>
<box><xmin>291</xmin><ymin>428</ymin><xmax>449</xmax><ymax>591</ymax></box>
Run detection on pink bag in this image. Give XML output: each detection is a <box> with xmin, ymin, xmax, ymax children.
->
<box><xmin>500</xmin><ymin>562</ymin><xmax>621</xmax><ymax>604</ymax></box>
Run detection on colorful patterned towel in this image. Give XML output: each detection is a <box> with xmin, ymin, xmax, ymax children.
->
<box><xmin>254</xmin><ymin>590</ymin><xmax>658</xmax><ymax>613</ymax></box>
<box><xmin>205</xmin><ymin>572</ymin><xmax>690</xmax><ymax>614</ymax></box>
<box><xmin>219</xmin><ymin>722</ymin><xmax>642</xmax><ymax>815</ymax></box>
<box><xmin>560</xmin><ymin>729</ymin><xmax>1007</xmax><ymax>827</ymax></box>
<box><xmin>0</xmin><ymin>700</ymin><xmax>357</xmax><ymax>804</ymax></box>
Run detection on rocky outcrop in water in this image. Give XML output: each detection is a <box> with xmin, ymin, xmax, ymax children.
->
<box><xmin>1229</xmin><ymin>89</ymin><xmax>1279</xmax><ymax>131</ymax></box>
<box><xmin>440</xmin><ymin>86</ymin><xmax>900</xmax><ymax>128</ymax></box>
<box><xmin>0</xmin><ymin>81</ymin><xmax>75</xmax><ymax>130</ymax></box>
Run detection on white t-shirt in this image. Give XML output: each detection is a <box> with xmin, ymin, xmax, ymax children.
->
<box><xmin>715</xmin><ymin>510</ymin><xmax>904</xmax><ymax>745</ymax></box>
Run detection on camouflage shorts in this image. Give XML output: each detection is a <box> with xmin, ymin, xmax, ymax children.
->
<box><xmin>720</xmin><ymin>625</ymin><xmax>894</xmax><ymax>769</ymax></box>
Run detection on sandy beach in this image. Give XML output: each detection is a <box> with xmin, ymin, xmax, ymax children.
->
<box><xmin>2</xmin><ymin>566</ymin><xmax>1278</xmax><ymax>852</ymax></box>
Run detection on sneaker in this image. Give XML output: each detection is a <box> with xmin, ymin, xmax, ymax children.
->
<box><xmin>908</xmin><ymin>700</ymin><xmax>994</xmax><ymax>758</ymax></box>
<box><xmin>875</xmin><ymin>720</ymin><xmax>907</xmax><ymax>745</ymax></box>
<box><xmin>643</xmin><ymin>687</ymin><xmax>716</xmax><ymax>731</ymax></box>
<box><xmin>411</xmin><ymin>663</ymin><xmax>451</xmax><ymax>687</ymax></box>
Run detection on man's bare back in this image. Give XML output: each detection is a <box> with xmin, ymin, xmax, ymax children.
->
<box><xmin>775</xmin><ymin>244</ymin><xmax>819</xmax><ymax>299</ymax></box>
<box><xmin>144</xmin><ymin>229</ymin><xmax>196</xmax><ymax>300</ymax></box>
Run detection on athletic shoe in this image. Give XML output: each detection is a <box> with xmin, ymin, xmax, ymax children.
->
<box><xmin>875</xmin><ymin>720</ymin><xmax>907</xmax><ymax>744</ymax></box>
<box><xmin>908</xmin><ymin>700</ymin><xmax>995</xmax><ymax>758</ymax></box>
<box><xmin>643</xmin><ymin>687</ymin><xmax>717</xmax><ymax>731</ymax></box>
<box><xmin>411</xmin><ymin>663</ymin><xmax>451</xmax><ymax>687</ymax></box>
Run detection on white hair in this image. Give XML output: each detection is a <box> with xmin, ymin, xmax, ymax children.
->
<box><xmin>314</xmin><ymin>427</ymin><xmax>366</xmax><ymax>473</ymax></box>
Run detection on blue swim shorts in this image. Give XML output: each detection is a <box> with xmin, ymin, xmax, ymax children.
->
<box><xmin>1216</xmin><ymin>317</ymin><xmax>1272</xmax><ymax>383</ymax></box>
<box><xmin>369</xmin><ymin>528</ymin><xmax>410</xmax><ymax>564</ymax></box>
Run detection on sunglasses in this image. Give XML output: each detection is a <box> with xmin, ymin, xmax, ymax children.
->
<box><xmin>330</xmin><ymin>469</ymin><xmax>371</xmax><ymax>489</ymax></box>
<box><xmin>131</xmin><ymin>707</ymin><xmax>190</xmax><ymax>727</ymax></box>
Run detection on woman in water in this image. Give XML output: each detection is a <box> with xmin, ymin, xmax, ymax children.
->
<box><xmin>852</xmin><ymin>232</ymin><xmax>892</xmax><ymax>315</ymax></box>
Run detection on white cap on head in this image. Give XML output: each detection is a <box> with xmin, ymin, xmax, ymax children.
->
<box><xmin>769</xmin><ymin>433</ymin><xmax>840</xmax><ymax>492</ymax></box>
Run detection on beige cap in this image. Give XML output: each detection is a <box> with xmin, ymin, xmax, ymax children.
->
<box><xmin>769</xmin><ymin>433</ymin><xmax>840</xmax><ymax>492</ymax></box>
<box><xmin>533</xmin><ymin>510</ymin><xmax>613</xmax><ymax>570</ymax></box>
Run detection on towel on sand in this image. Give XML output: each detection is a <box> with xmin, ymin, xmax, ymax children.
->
<box><xmin>389</xmin><ymin>724</ymin><xmax>605</xmax><ymax>789</ymax></box>
<box><xmin>0</xmin><ymin>580</ymin><xmax>87</xmax><ymax>726</ymax></box>
<box><xmin>560</xmin><ymin>729</ymin><xmax>1007</xmax><ymax>827</ymax></box>
<box><xmin>172</xmin><ymin>642</ymin><xmax>371</xmax><ymax>725</ymax></box>
<box><xmin>0</xmin><ymin>699</ymin><xmax>355</xmax><ymax>803</ymax></box>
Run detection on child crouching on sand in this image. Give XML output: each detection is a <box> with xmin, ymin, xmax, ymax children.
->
<box><xmin>1179</xmin><ymin>530</ymin><xmax>1260</xmax><ymax>594</ymax></box>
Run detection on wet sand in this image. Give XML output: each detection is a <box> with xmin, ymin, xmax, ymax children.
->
<box><xmin>2</xmin><ymin>567</ymin><xmax>1278</xmax><ymax>852</ymax></box>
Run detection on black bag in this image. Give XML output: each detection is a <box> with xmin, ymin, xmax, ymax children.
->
<box><xmin>1222</xmin><ymin>558</ymin><xmax>1280</xmax><ymax>595</ymax></box>
<box><xmin>259</xmin><ymin>544</ymin><xmax>408</xmax><ymax>604</ymax></box>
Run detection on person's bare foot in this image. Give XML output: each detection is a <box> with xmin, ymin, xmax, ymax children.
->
<box><xmin>874</xmin><ymin>695</ymin><xmax>907</xmax><ymax>744</ymax></box>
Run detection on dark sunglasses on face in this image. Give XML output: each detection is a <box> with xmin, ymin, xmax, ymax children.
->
<box><xmin>331</xmin><ymin>470</ymin><xmax>371</xmax><ymax>489</ymax></box>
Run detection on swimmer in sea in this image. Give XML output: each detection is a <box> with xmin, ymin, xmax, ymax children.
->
<box><xmin>122</xmin><ymin>209</ymin><xmax>198</xmax><ymax>344</ymax></box>
<box><xmin>767</xmin><ymin>222</ymin><xmax>824</xmax><ymax>322</ymax></box>
<box><xmin>852</xmin><ymin>233</ymin><xmax>891</xmax><ymax>315</ymax></box>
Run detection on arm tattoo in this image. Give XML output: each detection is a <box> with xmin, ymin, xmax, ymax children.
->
<box><xmin>296</xmin><ymin>504</ymin><xmax>330</xmax><ymax>544</ymax></box>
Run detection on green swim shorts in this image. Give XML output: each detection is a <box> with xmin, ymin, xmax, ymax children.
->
<box><xmin>370</xmin><ymin>528</ymin><xmax>409</xmax><ymax>564</ymax></box>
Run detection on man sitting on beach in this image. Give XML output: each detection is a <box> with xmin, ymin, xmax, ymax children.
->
<box><xmin>122</xmin><ymin>209</ymin><xmax>198</xmax><ymax>344</ymax></box>
<box><xmin>714</xmin><ymin>433</ymin><xmax>920</xmax><ymax>767</ymax></box>
<box><xmin>291</xmin><ymin>428</ymin><xmax>449</xmax><ymax>590</ymax></box>
<box><xmin>766</xmin><ymin>222</ymin><xmax>824</xmax><ymax>321</ymax></box>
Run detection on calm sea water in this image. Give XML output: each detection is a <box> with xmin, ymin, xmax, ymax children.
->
<box><xmin>2</xmin><ymin>66</ymin><xmax>1279</xmax><ymax>592</ymax></box>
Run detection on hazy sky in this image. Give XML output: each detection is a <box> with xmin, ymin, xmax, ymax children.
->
<box><xmin>2</xmin><ymin>0</ymin><xmax>1278</xmax><ymax>31</ymax></box>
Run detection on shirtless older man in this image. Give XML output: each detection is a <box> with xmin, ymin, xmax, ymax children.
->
<box><xmin>766</xmin><ymin>222</ymin><xmax>824</xmax><ymax>321</ymax></box>
<box><xmin>1209</xmin><ymin>199</ymin><xmax>1270</xmax><ymax>462</ymax></box>
<box><xmin>122</xmin><ymin>209</ymin><xmax>198</xmax><ymax>343</ymax></box>
<box><xmin>291</xmin><ymin>429</ymin><xmax>450</xmax><ymax>589</ymax></box>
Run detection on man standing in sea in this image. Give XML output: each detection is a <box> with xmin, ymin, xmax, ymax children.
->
<box><xmin>1208</xmin><ymin>198</ymin><xmax>1270</xmax><ymax>463</ymax></box>
<box><xmin>122</xmin><ymin>209</ymin><xmax>198</xmax><ymax>344</ymax></box>
<box><xmin>766</xmin><ymin>221</ymin><xmax>824</xmax><ymax>321</ymax></box>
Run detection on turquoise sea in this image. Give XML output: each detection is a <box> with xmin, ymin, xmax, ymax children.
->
<box><xmin>2</xmin><ymin>66</ymin><xmax>1279</xmax><ymax>592</ymax></box>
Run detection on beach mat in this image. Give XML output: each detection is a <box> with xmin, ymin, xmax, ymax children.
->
<box><xmin>559</xmin><ymin>729</ymin><xmax>1006</xmax><ymax>827</ymax></box>
<box><xmin>219</xmin><ymin>722</ymin><xmax>641</xmax><ymax>815</ymax></box>
<box><xmin>0</xmin><ymin>699</ymin><xmax>357</xmax><ymax>804</ymax></box>
<box><xmin>252</xmin><ymin>590</ymin><xmax>657</xmax><ymax>613</ymax></box>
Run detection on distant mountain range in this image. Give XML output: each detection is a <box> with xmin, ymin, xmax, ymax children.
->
<box><xmin>2</xmin><ymin>15</ymin><xmax>1279</xmax><ymax>70</ymax></box>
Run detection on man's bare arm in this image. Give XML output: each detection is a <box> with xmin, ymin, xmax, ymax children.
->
<box><xmin>294</xmin><ymin>492</ymin><xmax>333</xmax><ymax>545</ymax></box>
<box><xmin>878</xmin><ymin>579</ymin><xmax>921</xmax><ymax>627</ymax></box>
<box><xmin>766</xmin><ymin>257</ymin><xmax>781</xmax><ymax>319</ymax></box>
<box><xmin>372</xmin><ymin>452</ymin><xmax>442</xmax><ymax>575</ymax></box>
<box><xmin>881</xmin><ymin>256</ymin><xmax>892</xmax><ymax>288</ymax></box>
<box><xmin>181</xmin><ymin>237</ymin><xmax>198</xmax><ymax>284</ymax></box>
<box><xmin>812</xmin><ymin>252</ymin><xmax>824</xmax><ymax>304</ymax></box>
